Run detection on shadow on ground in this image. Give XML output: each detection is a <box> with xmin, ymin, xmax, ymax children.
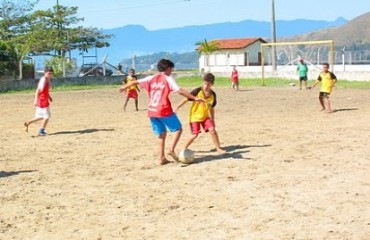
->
<box><xmin>0</xmin><ymin>170</ymin><xmax>37</xmax><ymax>179</ymax></box>
<box><xmin>187</xmin><ymin>144</ymin><xmax>272</xmax><ymax>165</ymax></box>
<box><xmin>50</xmin><ymin>128</ymin><xmax>114</xmax><ymax>135</ymax></box>
<box><xmin>333</xmin><ymin>108</ymin><xmax>359</xmax><ymax>112</ymax></box>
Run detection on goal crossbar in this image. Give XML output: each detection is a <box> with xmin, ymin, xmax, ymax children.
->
<box><xmin>260</xmin><ymin>40</ymin><xmax>335</xmax><ymax>85</ymax></box>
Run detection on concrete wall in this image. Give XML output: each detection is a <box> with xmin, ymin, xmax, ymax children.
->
<box><xmin>0</xmin><ymin>75</ymin><xmax>126</xmax><ymax>93</ymax></box>
<box><xmin>203</xmin><ymin>64</ymin><xmax>370</xmax><ymax>81</ymax></box>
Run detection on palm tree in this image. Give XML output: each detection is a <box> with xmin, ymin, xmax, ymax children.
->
<box><xmin>195</xmin><ymin>39</ymin><xmax>219</xmax><ymax>71</ymax></box>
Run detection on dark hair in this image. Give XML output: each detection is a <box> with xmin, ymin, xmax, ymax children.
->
<box><xmin>157</xmin><ymin>59</ymin><xmax>174</xmax><ymax>72</ymax></box>
<box><xmin>44</xmin><ymin>67</ymin><xmax>53</xmax><ymax>73</ymax></box>
<box><xmin>129</xmin><ymin>68</ymin><xmax>135</xmax><ymax>73</ymax></box>
<box><xmin>322</xmin><ymin>63</ymin><xmax>330</xmax><ymax>67</ymax></box>
<box><xmin>203</xmin><ymin>73</ymin><xmax>215</xmax><ymax>84</ymax></box>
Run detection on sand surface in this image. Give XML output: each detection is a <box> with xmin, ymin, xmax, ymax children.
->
<box><xmin>1</xmin><ymin>86</ymin><xmax>370</xmax><ymax>239</ymax></box>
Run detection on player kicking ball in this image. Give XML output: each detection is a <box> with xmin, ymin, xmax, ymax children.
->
<box><xmin>119</xmin><ymin>59</ymin><xmax>204</xmax><ymax>165</ymax></box>
<box><xmin>175</xmin><ymin>73</ymin><xmax>226</xmax><ymax>154</ymax></box>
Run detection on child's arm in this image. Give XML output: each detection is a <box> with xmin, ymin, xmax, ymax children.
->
<box><xmin>209</xmin><ymin>107</ymin><xmax>215</xmax><ymax>120</ymax></box>
<box><xmin>310</xmin><ymin>80</ymin><xmax>320</xmax><ymax>90</ymax></box>
<box><xmin>177</xmin><ymin>88</ymin><xmax>204</xmax><ymax>103</ymax></box>
<box><xmin>119</xmin><ymin>80</ymin><xmax>139</xmax><ymax>93</ymax></box>
<box><xmin>174</xmin><ymin>98</ymin><xmax>188</xmax><ymax>112</ymax></box>
<box><xmin>33</xmin><ymin>88</ymin><xmax>41</xmax><ymax>106</ymax></box>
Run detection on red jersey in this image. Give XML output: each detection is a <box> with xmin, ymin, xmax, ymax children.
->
<box><xmin>139</xmin><ymin>73</ymin><xmax>180</xmax><ymax>118</ymax></box>
<box><xmin>231</xmin><ymin>70</ymin><xmax>239</xmax><ymax>83</ymax></box>
<box><xmin>37</xmin><ymin>77</ymin><xmax>50</xmax><ymax>108</ymax></box>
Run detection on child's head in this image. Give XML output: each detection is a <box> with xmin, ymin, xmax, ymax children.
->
<box><xmin>44</xmin><ymin>67</ymin><xmax>53</xmax><ymax>78</ymax></box>
<box><xmin>128</xmin><ymin>68</ymin><xmax>135</xmax><ymax>76</ymax></box>
<box><xmin>157</xmin><ymin>59</ymin><xmax>175</xmax><ymax>74</ymax></box>
<box><xmin>322</xmin><ymin>63</ymin><xmax>329</xmax><ymax>72</ymax></box>
<box><xmin>203</xmin><ymin>73</ymin><xmax>215</xmax><ymax>90</ymax></box>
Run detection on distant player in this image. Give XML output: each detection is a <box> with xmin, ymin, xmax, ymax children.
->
<box><xmin>230</xmin><ymin>66</ymin><xmax>240</xmax><ymax>91</ymax></box>
<box><xmin>310</xmin><ymin>63</ymin><xmax>337</xmax><ymax>113</ymax></box>
<box><xmin>24</xmin><ymin>67</ymin><xmax>53</xmax><ymax>136</ymax></box>
<box><xmin>122</xmin><ymin>68</ymin><xmax>140</xmax><ymax>111</ymax></box>
<box><xmin>175</xmin><ymin>73</ymin><xmax>226</xmax><ymax>154</ymax></box>
<box><xmin>119</xmin><ymin>59</ymin><xmax>204</xmax><ymax>165</ymax></box>
<box><xmin>297</xmin><ymin>58</ymin><xmax>309</xmax><ymax>90</ymax></box>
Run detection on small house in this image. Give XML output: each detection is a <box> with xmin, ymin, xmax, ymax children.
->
<box><xmin>198</xmin><ymin>37</ymin><xmax>267</xmax><ymax>72</ymax></box>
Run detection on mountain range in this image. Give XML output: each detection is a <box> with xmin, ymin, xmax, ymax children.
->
<box><xmin>97</xmin><ymin>17</ymin><xmax>349</xmax><ymax>64</ymax></box>
<box><xmin>281</xmin><ymin>12</ymin><xmax>370</xmax><ymax>49</ymax></box>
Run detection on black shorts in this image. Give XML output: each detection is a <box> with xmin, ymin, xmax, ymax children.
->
<box><xmin>299</xmin><ymin>76</ymin><xmax>308</xmax><ymax>81</ymax></box>
<box><xmin>319</xmin><ymin>92</ymin><xmax>330</xmax><ymax>98</ymax></box>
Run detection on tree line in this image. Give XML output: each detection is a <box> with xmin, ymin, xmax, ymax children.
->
<box><xmin>0</xmin><ymin>0</ymin><xmax>111</xmax><ymax>79</ymax></box>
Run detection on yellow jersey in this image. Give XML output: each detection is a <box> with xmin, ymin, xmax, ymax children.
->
<box><xmin>125</xmin><ymin>76</ymin><xmax>139</xmax><ymax>91</ymax></box>
<box><xmin>317</xmin><ymin>71</ymin><xmax>337</xmax><ymax>93</ymax></box>
<box><xmin>188</xmin><ymin>87</ymin><xmax>217</xmax><ymax>122</ymax></box>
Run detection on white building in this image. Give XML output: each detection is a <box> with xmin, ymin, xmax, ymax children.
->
<box><xmin>198</xmin><ymin>37</ymin><xmax>267</xmax><ymax>73</ymax></box>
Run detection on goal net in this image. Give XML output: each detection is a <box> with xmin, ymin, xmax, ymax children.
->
<box><xmin>260</xmin><ymin>40</ymin><xmax>335</xmax><ymax>85</ymax></box>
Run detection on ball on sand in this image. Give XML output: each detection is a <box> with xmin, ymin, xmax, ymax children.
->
<box><xmin>178</xmin><ymin>149</ymin><xmax>195</xmax><ymax>164</ymax></box>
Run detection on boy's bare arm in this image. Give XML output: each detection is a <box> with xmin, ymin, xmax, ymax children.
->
<box><xmin>177</xmin><ymin>88</ymin><xmax>204</xmax><ymax>102</ymax></box>
<box><xmin>174</xmin><ymin>98</ymin><xmax>188</xmax><ymax>112</ymax></box>
<box><xmin>209</xmin><ymin>108</ymin><xmax>215</xmax><ymax>120</ymax></box>
<box><xmin>310</xmin><ymin>80</ymin><xmax>320</xmax><ymax>90</ymax></box>
<box><xmin>119</xmin><ymin>80</ymin><xmax>139</xmax><ymax>92</ymax></box>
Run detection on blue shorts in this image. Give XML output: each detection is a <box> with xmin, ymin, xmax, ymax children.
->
<box><xmin>150</xmin><ymin>113</ymin><xmax>182</xmax><ymax>136</ymax></box>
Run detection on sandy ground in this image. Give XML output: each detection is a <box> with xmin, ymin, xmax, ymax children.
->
<box><xmin>1</xmin><ymin>85</ymin><xmax>370</xmax><ymax>240</ymax></box>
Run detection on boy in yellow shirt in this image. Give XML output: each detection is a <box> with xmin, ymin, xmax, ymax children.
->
<box><xmin>176</xmin><ymin>73</ymin><xmax>225</xmax><ymax>154</ymax></box>
<box><xmin>122</xmin><ymin>69</ymin><xmax>140</xmax><ymax>111</ymax></box>
<box><xmin>310</xmin><ymin>63</ymin><xmax>337</xmax><ymax>113</ymax></box>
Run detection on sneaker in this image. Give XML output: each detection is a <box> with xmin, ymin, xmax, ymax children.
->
<box><xmin>38</xmin><ymin>129</ymin><xmax>47</xmax><ymax>136</ymax></box>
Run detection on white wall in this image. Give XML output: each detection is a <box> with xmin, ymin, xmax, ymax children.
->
<box><xmin>204</xmin><ymin>64</ymin><xmax>370</xmax><ymax>81</ymax></box>
<box><xmin>199</xmin><ymin>40</ymin><xmax>265</xmax><ymax>70</ymax></box>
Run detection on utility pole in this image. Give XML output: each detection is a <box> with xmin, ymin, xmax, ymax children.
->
<box><xmin>271</xmin><ymin>0</ymin><xmax>277</xmax><ymax>71</ymax></box>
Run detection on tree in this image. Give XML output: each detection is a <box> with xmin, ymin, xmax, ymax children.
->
<box><xmin>0</xmin><ymin>0</ymin><xmax>38</xmax><ymax>78</ymax></box>
<box><xmin>0</xmin><ymin>0</ymin><xmax>112</xmax><ymax>79</ymax></box>
<box><xmin>195</xmin><ymin>39</ymin><xmax>219</xmax><ymax>70</ymax></box>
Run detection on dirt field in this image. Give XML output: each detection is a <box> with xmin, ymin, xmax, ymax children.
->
<box><xmin>1</xmin><ymin>86</ymin><xmax>369</xmax><ymax>239</ymax></box>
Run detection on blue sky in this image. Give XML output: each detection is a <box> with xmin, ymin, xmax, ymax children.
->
<box><xmin>35</xmin><ymin>0</ymin><xmax>369</xmax><ymax>30</ymax></box>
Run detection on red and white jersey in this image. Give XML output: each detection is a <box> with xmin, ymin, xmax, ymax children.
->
<box><xmin>37</xmin><ymin>76</ymin><xmax>50</xmax><ymax>108</ymax></box>
<box><xmin>138</xmin><ymin>73</ymin><xmax>180</xmax><ymax>117</ymax></box>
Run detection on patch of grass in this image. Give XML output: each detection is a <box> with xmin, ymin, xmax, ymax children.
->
<box><xmin>335</xmin><ymin>80</ymin><xmax>370</xmax><ymax>89</ymax></box>
<box><xmin>1</xmin><ymin>77</ymin><xmax>369</xmax><ymax>95</ymax></box>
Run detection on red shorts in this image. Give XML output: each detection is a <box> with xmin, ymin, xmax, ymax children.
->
<box><xmin>126</xmin><ymin>89</ymin><xmax>138</xmax><ymax>99</ymax></box>
<box><xmin>190</xmin><ymin>118</ymin><xmax>215</xmax><ymax>134</ymax></box>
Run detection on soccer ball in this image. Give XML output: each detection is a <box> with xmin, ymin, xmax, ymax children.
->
<box><xmin>178</xmin><ymin>149</ymin><xmax>195</xmax><ymax>164</ymax></box>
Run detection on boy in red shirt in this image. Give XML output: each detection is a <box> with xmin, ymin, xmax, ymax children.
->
<box><xmin>119</xmin><ymin>59</ymin><xmax>204</xmax><ymax>165</ymax></box>
<box><xmin>230</xmin><ymin>66</ymin><xmax>239</xmax><ymax>91</ymax></box>
<box><xmin>24</xmin><ymin>67</ymin><xmax>53</xmax><ymax>136</ymax></box>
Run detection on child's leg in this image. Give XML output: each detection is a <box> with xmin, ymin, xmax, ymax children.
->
<box><xmin>184</xmin><ymin>133</ymin><xmax>198</xmax><ymax>149</ymax></box>
<box><xmin>304</xmin><ymin>80</ymin><xmax>308</xmax><ymax>89</ymax></box>
<box><xmin>209</xmin><ymin>128</ymin><xmax>226</xmax><ymax>154</ymax></box>
<box><xmin>168</xmin><ymin>128</ymin><xmax>182</xmax><ymax>159</ymax></box>
<box><xmin>299</xmin><ymin>80</ymin><xmax>302</xmax><ymax>90</ymax></box>
<box><xmin>319</xmin><ymin>96</ymin><xmax>325</xmax><ymax>110</ymax></box>
<box><xmin>24</xmin><ymin>117</ymin><xmax>43</xmax><ymax>132</ymax></box>
<box><xmin>135</xmin><ymin>99</ymin><xmax>139</xmax><ymax>111</ymax></box>
<box><xmin>41</xmin><ymin>118</ymin><xmax>49</xmax><ymax>130</ymax></box>
<box><xmin>123</xmin><ymin>97</ymin><xmax>129</xmax><ymax>111</ymax></box>
<box><xmin>324</xmin><ymin>98</ymin><xmax>332</xmax><ymax>113</ymax></box>
<box><xmin>236</xmin><ymin>82</ymin><xmax>240</xmax><ymax>91</ymax></box>
<box><xmin>158</xmin><ymin>132</ymin><xmax>170</xmax><ymax>165</ymax></box>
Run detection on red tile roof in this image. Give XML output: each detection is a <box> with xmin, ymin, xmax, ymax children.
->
<box><xmin>210</xmin><ymin>38</ymin><xmax>267</xmax><ymax>50</ymax></box>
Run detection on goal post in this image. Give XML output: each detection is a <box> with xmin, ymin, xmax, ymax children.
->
<box><xmin>260</xmin><ymin>40</ymin><xmax>335</xmax><ymax>86</ymax></box>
